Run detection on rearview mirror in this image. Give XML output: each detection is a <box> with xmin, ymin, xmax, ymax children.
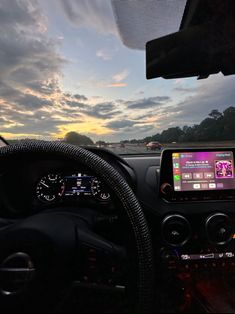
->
<box><xmin>146</xmin><ymin>12</ymin><xmax>235</xmax><ymax>79</ymax></box>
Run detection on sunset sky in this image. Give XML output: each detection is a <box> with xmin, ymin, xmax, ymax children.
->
<box><xmin>1</xmin><ymin>0</ymin><xmax>235</xmax><ymax>142</ymax></box>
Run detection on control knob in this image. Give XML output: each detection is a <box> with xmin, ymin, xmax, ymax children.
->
<box><xmin>160</xmin><ymin>183</ymin><xmax>173</xmax><ymax>195</ymax></box>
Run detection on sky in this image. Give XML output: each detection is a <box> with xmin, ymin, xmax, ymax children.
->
<box><xmin>0</xmin><ymin>0</ymin><xmax>235</xmax><ymax>142</ymax></box>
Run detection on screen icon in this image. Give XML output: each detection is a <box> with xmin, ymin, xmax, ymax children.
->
<box><xmin>209</xmin><ymin>183</ymin><xmax>216</xmax><ymax>189</ymax></box>
<box><xmin>225</xmin><ymin>252</ymin><xmax>234</xmax><ymax>258</ymax></box>
<box><xmin>193</xmin><ymin>173</ymin><xmax>203</xmax><ymax>179</ymax></box>
<box><xmin>181</xmin><ymin>255</ymin><xmax>190</xmax><ymax>260</ymax></box>
<box><xmin>200</xmin><ymin>253</ymin><xmax>214</xmax><ymax>259</ymax></box>
<box><xmin>217</xmin><ymin>183</ymin><xmax>224</xmax><ymax>189</ymax></box>
<box><xmin>175</xmin><ymin>186</ymin><xmax>181</xmax><ymax>191</ymax></box>
<box><xmin>182</xmin><ymin>173</ymin><xmax>192</xmax><ymax>180</ymax></box>
<box><xmin>173</xmin><ymin>168</ymin><xmax>180</xmax><ymax>175</ymax></box>
<box><xmin>204</xmin><ymin>172</ymin><xmax>214</xmax><ymax>179</ymax></box>
<box><xmin>174</xmin><ymin>174</ymin><xmax>181</xmax><ymax>181</ymax></box>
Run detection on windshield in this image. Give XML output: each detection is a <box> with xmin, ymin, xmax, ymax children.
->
<box><xmin>1</xmin><ymin>0</ymin><xmax>235</xmax><ymax>154</ymax></box>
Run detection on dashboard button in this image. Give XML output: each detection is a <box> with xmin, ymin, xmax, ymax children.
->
<box><xmin>160</xmin><ymin>183</ymin><xmax>173</xmax><ymax>195</ymax></box>
<box><xmin>160</xmin><ymin>248</ymin><xmax>179</xmax><ymax>264</ymax></box>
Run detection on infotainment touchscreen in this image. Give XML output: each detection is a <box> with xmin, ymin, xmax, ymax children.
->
<box><xmin>172</xmin><ymin>151</ymin><xmax>235</xmax><ymax>191</ymax></box>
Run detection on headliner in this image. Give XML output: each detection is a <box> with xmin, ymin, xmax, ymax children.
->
<box><xmin>112</xmin><ymin>0</ymin><xmax>187</xmax><ymax>50</ymax></box>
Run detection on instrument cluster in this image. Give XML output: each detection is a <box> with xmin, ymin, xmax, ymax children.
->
<box><xmin>36</xmin><ymin>171</ymin><xmax>111</xmax><ymax>204</ymax></box>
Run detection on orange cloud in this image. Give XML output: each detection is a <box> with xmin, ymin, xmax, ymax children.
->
<box><xmin>108</xmin><ymin>83</ymin><xmax>127</xmax><ymax>87</ymax></box>
<box><xmin>0</xmin><ymin>132</ymin><xmax>46</xmax><ymax>139</ymax></box>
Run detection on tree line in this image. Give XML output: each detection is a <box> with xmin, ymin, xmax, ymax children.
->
<box><xmin>122</xmin><ymin>106</ymin><xmax>235</xmax><ymax>144</ymax></box>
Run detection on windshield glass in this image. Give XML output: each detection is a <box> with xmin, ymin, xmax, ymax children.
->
<box><xmin>1</xmin><ymin>0</ymin><xmax>235</xmax><ymax>154</ymax></box>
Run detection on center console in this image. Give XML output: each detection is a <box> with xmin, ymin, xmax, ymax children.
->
<box><xmin>160</xmin><ymin>148</ymin><xmax>235</xmax><ymax>202</ymax></box>
<box><xmin>159</xmin><ymin>148</ymin><xmax>235</xmax><ymax>273</ymax></box>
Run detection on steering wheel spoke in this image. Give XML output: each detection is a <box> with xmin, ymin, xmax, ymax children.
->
<box><xmin>77</xmin><ymin>228</ymin><xmax>126</xmax><ymax>288</ymax></box>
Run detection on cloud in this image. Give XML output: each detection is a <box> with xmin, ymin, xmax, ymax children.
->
<box><xmin>2</xmin><ymin>1</ymin><xmax>235</xmax><ymax>143</ymax></box>
<box><xmin>135</xmin><ymin>90</ymin><xmax>145</xmax><ymax>96</ymax></box>
<box><xmin>0</xmin><ymin>0</ymin><xmax>46</xmax><ymax>29</ymax></box>
<box><xmin>127</xmin><ymin>74</ymin><xmax>235</xmax><ymax>134</ymax></box>
<box><xmin>112</xmin><ymin>69</ymin><xmax>129</xmax><ymax>82</ymax></box>
<box><xmin>0</xmin><ymin>0</ymin><xmax>79</xmax><ymax>137</ymax></box>
<box><xmin>96</xmin><ymin>48</ymin><xmax>115</xmax><ymax>61</ymax></box>
<box><xmin>169</xmin><ymin>74</ymin><xmax>235</xmax><ymax>126</ymax></box>
<box><xmin>0</xmin><ymin>0</ymin><xmax>160</xmax><ymax>141</ymax></box>
<box><xmin>173</xmin><ymin>78</ymin><xmax>185</xmax><ymax>85</ymax></box>
<box><xmin>59</xmin><ymin>0</ymin><xmax>117</xmax><ymax>35</ymax></box>
<box><xmin>86</xmin><ymin>102</ymin><xmax>121</xmax><ymax>119</ymax></box>
<box><xmin>0</xmin><ymin>0</ymin><xmax>110</xmax><ymax>140</ymax></box>
<box><xmin>16</xmin><ymin>94</ymin><xmax>53</xmax><ymax>110</ymax></box>
<box><xmin>73</xmin><ymin>94</ymin><xmax>88</xmax><ymax>101</ymax></box>
<box><xmin>65</xmin><ymin>101</ymin><xmax>86</xmax><ymax>109</ymax></box>
<box><xmin>92</xmin><ymin>96</ymin><xmax>103</xmax><ymax>99</ymax></box>
<box><xmin>174</xmin><ymin>87</ymin><xmax>197</xmax><ymax>93</ymax></box>
<box><xmin>104</xmin><ymin>119</ymin><xmax>156</xmax><ymax>141</ymax></box>
<box><xmin>120</xmin><ymin>124</ymin><xmax>155</xmax><ymax>135</ymax></box>
<box><xmin>91</xmin><ymin>102</ymin><xmax>115</xmax><ymax>112</ymax></box>
<box><xmin>126</xmin><ymin>96</ymin><xmax>171</xmax><ymax>109</ymax></box>
<box><xmin>0</xmin><ymin>0</ymin><xmax>66</xmax><ymax>103</ymax></box>
<box><xmin>108</xmin><ymin>83</ymin><xmax>128</xmax><ymax>87</ymax></box>
<box><xmin>4</xmin><ymin>118</ymin><xmax>72</xmax><ymax>136</ymax></box>
<box><xmin>106</xmin><ymin>119</ymin><xmax>136</xmax><ymax>129</ymax></box>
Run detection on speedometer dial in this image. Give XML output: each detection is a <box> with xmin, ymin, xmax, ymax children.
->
<box><xmin>36</xmin><ymin>174</ymin><xmax>65</xmax><ymax>203</ymax></box>
<box><xmin>91</xmin><ymin>177</ymin><xmax>110</xmax><ymax>201</ymax></box>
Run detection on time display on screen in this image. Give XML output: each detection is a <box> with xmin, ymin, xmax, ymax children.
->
<box><xmin>172</xmin><ymin>151</ymin><xmax>235</xmax><ymax>192</ymax></box>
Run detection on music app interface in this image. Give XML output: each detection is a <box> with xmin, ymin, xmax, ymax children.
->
<box><xmin>172</xmin><ymin>151</ymin><xmax>235</xmax><ymax>191</ymax></box>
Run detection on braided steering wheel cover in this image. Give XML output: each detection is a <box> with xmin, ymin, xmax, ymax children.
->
<box><xmin>0</xmin><ymin>140</ymin><xmax>154</xmax><ymax>312</ymax></box>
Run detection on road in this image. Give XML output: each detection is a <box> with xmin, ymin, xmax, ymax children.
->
<box><xmin>104</xmin><ymin>141</ymin><xmax>235</xmax><ymax>155</ymax></box>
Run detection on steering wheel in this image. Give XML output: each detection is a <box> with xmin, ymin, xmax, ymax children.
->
<box><xmin>0</xmin><ymin>141</ymin><xmax>154</xmax><ymax>313</ymax></box>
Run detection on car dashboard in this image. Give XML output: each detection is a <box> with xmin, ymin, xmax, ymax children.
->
<box><xmin>0</xmin><ymin>149</ymin><xmax>135</xmax><ymax>218</ymax></box>
<box><xmin>0</xmin><ymin>146</ymin><xmax>235</xmax><ymax>312</ymax></box>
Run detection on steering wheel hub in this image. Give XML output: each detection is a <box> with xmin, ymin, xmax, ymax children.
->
<box><xmin>0</xmin><ymin>252</ymin><xmax>35</xmax><ymax>296</ymax></box>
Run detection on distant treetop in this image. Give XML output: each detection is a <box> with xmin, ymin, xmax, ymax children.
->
<box><xmin>64</xmin><ymin>131</ymin><xmax>94</xmax><ymax>146</ymax></box>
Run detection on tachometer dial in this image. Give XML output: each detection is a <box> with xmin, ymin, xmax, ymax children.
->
<box><xmin>91</xmin><ymin>177</ymin><xmax>110</xmax><ymax>201</ymax></box>
<box><xmin>36</xmin><ymin>174</ymin><xmax>65</xmax><ymax>203</ymax></box>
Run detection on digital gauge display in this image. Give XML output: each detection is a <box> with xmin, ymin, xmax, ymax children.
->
<box><xmin>36</xmin><ymin>172</ymin><xmax>111</xmax><ymax>203</ymax></box>
<box><xmin>64</xmin><ymin>173</ymin><xmax>93</xmax><ymax>196</ymax></box>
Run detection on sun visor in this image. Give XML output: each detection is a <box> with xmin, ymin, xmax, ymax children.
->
<box><xmin>111</xmin><ymin>0</ymin><xmax>186</xmax><ymax>50</ymax></box>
